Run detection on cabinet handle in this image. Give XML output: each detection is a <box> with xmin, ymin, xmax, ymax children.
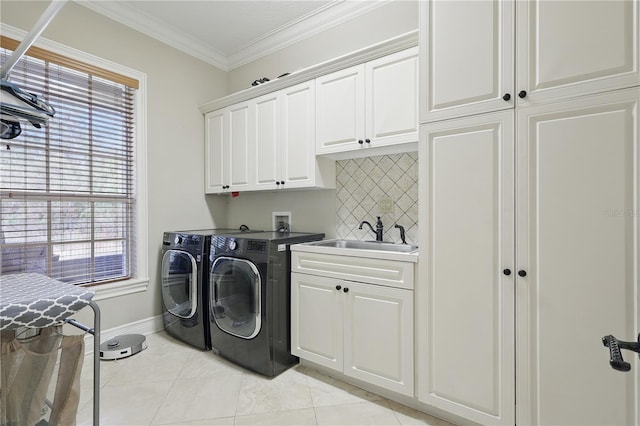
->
<box><xmin>518</xmin><ymin>270</ymin><xmax>527</xmax><ymax>277</ymax></box>
<box><xmin>275</xmin><ymin>182</ymin><xmax>280</xmax><ymax>186</ymax></box>
<box><xmin>336</xmin><ymin>285</ymin><xmax>341</xmax><ymax>291</ymax></box>
<box><xmin>280</xmin><ymin>180</ymin><xmax>285</xmax><ymax>185</ymax></box>
<box><xmin>518</xmin><ymin>90</ymin><xmax>527</xmax><ymax>99</ymax></box>
<box><xmin>343</xmin><ymin>287</ymin><xmax>349</xmax><ymax>293</ymax></box>
<box><xmin>365</xmin><ymin>138</ymin><xmax>371</xmax><ymax>144</ymax></box>
<box><xmin>502</xmin><ymin>93</ymin><xmax>511</xmax><ymax>101</ymax></box>
<box><xmin>503</xmin><ymin>268</ymin><xmax>512</xmax><ymax>276</ymax></box>
<box><xmin>358</xmin><ymin>139</ymin><xmax>364</xmax><ymax>145</ymax></box>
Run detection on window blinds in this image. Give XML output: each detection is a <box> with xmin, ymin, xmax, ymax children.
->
<box><xmin>0</xmin><ymin>39</ymin><xmax>137</xmax><ymax>286</ymax></box>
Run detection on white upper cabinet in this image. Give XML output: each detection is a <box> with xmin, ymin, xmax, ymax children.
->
<box><xmin>280</xmin><ymin>82</ymin><xmax>335</xmax><ymax>190</ymax></box>
<box><xmin>315</xmin><ymin>65</ymin><xmax>365</xmax><ymax>154</ymax></box>
<box><xmin>420</xmin><ymin>0</ymin><xmax>640</xmax><ymax>123</ymax></box>
<box><xmin>204</xmin><ymin>109</ymin><xmax>225</xmax><ymax>194</ymax></box>
<box><xmin>253</xmin><ymin>81</ymin><xmax>335</xmax><ymax>191</ymax></box>
<box><xmin>205</xmin><ymin>81</ymin><xmax>334</xmax><ymax>194</ymax></box>
<box><xmin>204</xmin><ymin>102</ymin><xmax>254</xmax><ymax>194</ymax></box>
<box><xmin>316</xmin><ymin>47</ymin><xmax>419</xmax><ymax>156</ymax></box>
<box><xmin>517</xmin><ymin>0</ymin><xmax>639</xmax><ymax>105</ymax></box>
<box><xmin>253</xmin><ymin>92</ymin><xmax>281</xmax><ymax>190</ymax></box>
<box><xmin>420</xmin><ymin>0</ymin><xmax>514</xmax><ymax>123</ymax></box>
<box><xmin>227</xmin><ymin>101</ymin><xmax>254</xmax><ymax>191</ymax></box>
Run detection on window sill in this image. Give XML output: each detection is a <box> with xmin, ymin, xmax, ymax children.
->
<box><xmin>88</xmin><ymin>278</ymin><xmax>149</xmax><ymax>302</ymax></box>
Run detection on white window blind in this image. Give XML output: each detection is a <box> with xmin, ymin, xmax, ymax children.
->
<box><xmin>0</xmin><ymin>39</ymin><xmax>137</xmax><ymax>286</ymax></box>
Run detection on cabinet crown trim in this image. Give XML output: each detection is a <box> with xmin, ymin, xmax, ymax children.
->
<box><xmin>199</xmin><ymin>30</ymin><xmax>418</xmax><ymax>114</ymax></box>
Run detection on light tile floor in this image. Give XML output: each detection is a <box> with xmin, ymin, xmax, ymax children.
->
<box><xmin>75</xmin><ymin>331</ymin><xmax>455</xmax><ymax>426</ymax></box>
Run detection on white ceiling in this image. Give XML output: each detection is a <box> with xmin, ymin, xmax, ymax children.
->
<box><xmin>76</xmin><ymin>0</ymin><xmax>387</xmax><ymax>71</ymax></box>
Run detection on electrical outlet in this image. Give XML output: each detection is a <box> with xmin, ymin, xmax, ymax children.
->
<box><xmin>378</xmin><ymin>196</ymin><xmax>394</xmax><ymax>214</ymax></box>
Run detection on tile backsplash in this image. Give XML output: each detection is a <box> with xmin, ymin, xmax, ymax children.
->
<box><xmin>335</xmin><ymin>152</ymin><xmax>418</xmax><ymax>244</ymax></box>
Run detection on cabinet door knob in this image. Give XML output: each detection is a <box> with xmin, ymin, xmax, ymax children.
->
<box><xmin>365</xmin><ymin>138</ymin><xmax>371</xmax><ymax>144</ymax></box>
<box><xmin>275</xmin><ymin>181</ymin><xmax>280</xmax><ymax>186</ymax></box>
<box><xmin>336</xmin><ymin>285</ymin><xmax>342</xmax><ymax>291</ymax></box>
<box><xmin>343</xmin><ymin>287</ymin><xmax>349</xmax><ymax>293</ymax></box>
<box><xmin>518</xmin><ymin>270</ymin><xmax>527</xmax><ymax>277</ymax></box>
<box><xmin>503</xmin><ymin>268</ymin><xmax>512</xmax><ymax>276</ymax></box>
<box><xmin>502</xmin><ymin>93</ymin><xmax>511</xmax><ymax>101</ymax></box>
<box><xmin>358</xmin><ymin>139</ymin><xmax>364</xmax><ymax>145</ymax></box>
<box><xmin>518</xmin><ymin>90</ymin><xmax>527</xmax><ymax>99</ymax></box>
<box><xmin>280</xmin><ymin>180</ymin><xmax>285</xmax><ymax>185</ymax></box>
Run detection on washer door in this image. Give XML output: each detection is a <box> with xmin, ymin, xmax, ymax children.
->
<box><xmin>161</xmin><ymin>250</ymin><xmax>198</xmax><ymax>318</ymax></box>
<box><xmin>210</xmin><ymin>256</ymin><xmax>261</xmax><ymax>339</ymax></box>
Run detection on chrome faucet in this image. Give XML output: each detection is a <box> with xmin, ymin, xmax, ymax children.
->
<box><xmin>359</xmin><ymin>216</ymin><xmax>384</xmax><ymax>241</ymax></box>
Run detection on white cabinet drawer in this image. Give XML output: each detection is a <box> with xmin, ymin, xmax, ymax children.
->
<box><xmin>291</xmin><ymin>251</ymin><xmax>414</xmax><ymax>290</ymax></box>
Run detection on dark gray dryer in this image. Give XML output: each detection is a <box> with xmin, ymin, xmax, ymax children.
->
<box><xmin>209</xmin><ymin>231</ymin><xmax>324</xmax><ymax>376</ymax></box>
<box><xmin>160</xmin><ymin>227</ymin><xmax>254</xmax><ymax>350</ymax></box>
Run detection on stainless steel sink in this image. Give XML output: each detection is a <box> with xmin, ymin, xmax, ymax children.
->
<box><xmin>308</xmin><ymin>239</ymin><xmax>418</xmax><ymax>253</ymax></box>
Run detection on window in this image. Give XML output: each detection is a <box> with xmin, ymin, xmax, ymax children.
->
<box><xmin>1</xmin><ymin>36</ymin><xmax>141</xmax><ymax>286</ymax></box>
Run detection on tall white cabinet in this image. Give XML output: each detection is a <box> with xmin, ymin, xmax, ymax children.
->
<box><xmin>514</xmin><ymin>90</ymin><xmax>639</xmax><ymax>426</ymax></box>
<box><xmin>418</xmin><ymin>1</ymin><xmax>640</xmax><ymax>425</ymax></box>
<box><xmin>418</xmin><ymin>111</ymin><xmax>515</xmax><ymax>425</ymax></box>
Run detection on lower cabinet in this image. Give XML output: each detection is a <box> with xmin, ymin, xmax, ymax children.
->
<box><xmin>291</xmin><ymin>252</ymin><xmax>415</xmax><ymax>397</ymax></box>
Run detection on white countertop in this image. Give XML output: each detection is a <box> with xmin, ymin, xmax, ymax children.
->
<box><xmin>291</xmin><ymin>240</ymin><xmax>419</xmax><ymax>263</ymax></box>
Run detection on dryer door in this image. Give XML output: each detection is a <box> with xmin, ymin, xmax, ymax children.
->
<box><xmin>161</xmin><ymin>250</ymin><xmax>198</xmax><ymax>318</ymax></box>
<box><xmin>210</xmin><ymin>256</ymin><xmax>261</xmax><ymax>339</ymax></box>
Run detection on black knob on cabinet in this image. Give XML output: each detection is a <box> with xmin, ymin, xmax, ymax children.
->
<box><xmin>358</xmin><ymin>139</ymin><xmax>364</xmax><ymax>145</ymax></box>
<box><xmin>343</xmin><ymin>287</ymin><xmax>349</xmax><ymax>293</ymax></box>
<box><xmin>336</xmin><ymin>285</ymin><xmax>342</xmax><ymax>291</ymax></box>
<box><xmin>280</xmin><ymin>181</ymin><xmax>285</xmax><ymax>185</ymax></box>
<box><xmin>503</xmin><ymin>268</ymin><xmax>512</xmax><ymax>276</ymax></box>
<box><xmin>518</xmin><ymin>270</ymin><xmax>527</xmax><ymax>277</ymax></box>
<box><xmin>275</xmin><ymin>181</ymin><xmax>280</xmax><ymax>186</ymax></box>
<box><xmin>518</xmin><ymin>90</ymin><xmax>527</xmax><ymax>99</ymax></box>
<box><xmin>365</xmin><ymin>138</ymin><xmax>371</xmax><ymax>144</ymax></box>
<box><xmin>503</xmin><ymin>93</ymin><xmax>511</xmax><ymax>101</ymax></box>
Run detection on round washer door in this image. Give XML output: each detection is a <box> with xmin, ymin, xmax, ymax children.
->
<box><xmin>161</xmin><ymin>249</ymin><xmax>198</xmax><ymax>318</ymax></box>
<box><xmin>210</xmin><ymin>256</ymin><xmax>261</xmax><ymax>339</ymax></box>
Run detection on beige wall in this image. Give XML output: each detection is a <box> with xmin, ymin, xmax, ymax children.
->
<box><xmin>1</xmin><ymin>1</ymin><xmax>228</xmax><ymax>330</ymax></box>
<box><xmin>227</xmin><ymin>1</ymin><xmax>419</xmax><ymax>93</ymax></box>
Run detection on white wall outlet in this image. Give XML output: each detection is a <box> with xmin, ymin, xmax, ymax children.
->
<box><xmin>378</xmin><ymin>196</ymin><xmax>395</xmax><ymax>214</ymax></box>
<box><xmin>273</xmin><ymin>211</ymin><xmax>292</xmax><ymax>232</ymax></box>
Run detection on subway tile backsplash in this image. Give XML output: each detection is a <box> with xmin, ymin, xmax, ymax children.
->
<box><xmin>335</xmin><ymin>152</ymin><xmax>418</xmax><ymax>244</ymax></box>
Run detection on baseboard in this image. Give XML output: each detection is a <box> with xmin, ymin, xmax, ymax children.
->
<box><xmin>83</xmin><ymin>315</ymin><xmax>163</xmax><ymax>356</ymax></box>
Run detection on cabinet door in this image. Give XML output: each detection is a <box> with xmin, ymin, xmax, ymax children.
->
<box><xmin>254</xmin><ymin>92</ymin><xmax>280</xmax><ymax>190</ymax></box>
<box><xmin>366</xmin><ymin>47</ymin><xmax>419</xmax><ymax>148</ymax></box>
<box><xmin>343</xmin><ymin>280</ymin><xmax>414</xmax><ymax>397</ymax></box>
<box><xmin>204</xmin><ymin>109</ymin><xmax>226</xmax><ymax>193</ymax></box>
<box><xmin>419</xmin><ymin>0</ymin><xmax>514</xmax><ymax>123</ymax></box>
<box><xmin>280</xmin><ymin>81</ymin><xmax>316</xmax><ymax>189</ymax></box>
<box><xmin>315</xmin><ymin>65</ymin><xmax>365</xmax><ymax>155</ymax></box>
<box><xmin>227</xmin><ymin>101</ymin><xmax>253</xmax><ymax>190</ymax></box>
<box><xmin>516</xmin><ymin>88</ymin><xmax>640</xmax><ymax>426</ymax></box>
<box><xmin>516</xmin><ymin>0</ymin><xmax>640</xmax><ymax>105</ymax></box>
<box><xmin>418</xmin><ymin>111</ymin><xmax>515</xmax><ymax>425</ymax></box>
<box><xmin>291</xmin><ymin>272</ymin><xmax>343</xmax><ymax>371</ymax></box>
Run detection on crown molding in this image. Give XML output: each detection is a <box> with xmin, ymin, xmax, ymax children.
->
<box><xmin>226</xmin><ymin>1</ymin><xmax>390</xmax><ymax>70</ymax></box>
<box><xmin>75</xmin><ymin>0</ymin><xmax>229</xmax><ymax>70</ymax></box>
<box><xmin>75</xmin><ymin>0</ymin><xmax>390</xmax><ymax>72</ymax></box>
